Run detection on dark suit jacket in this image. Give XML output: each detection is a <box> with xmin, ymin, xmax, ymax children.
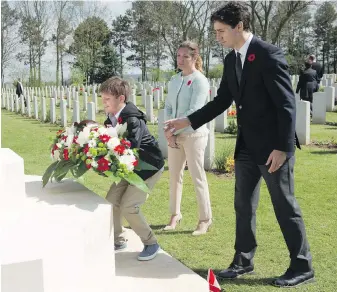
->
<box><xmin>296</xmin><ymin>68</ymin><xmax>317</xmax><ymax>100</ymax></box>
<box><xmin>16</xmin><ymin>82</ymin><xmax>23</xmax><ymax>96</ymax></box>
<box><xmin>188</xmin><ymin>36</ymin><xmax>298</xmax><ymax>165</ymax></box>
<box><xmin>311</xmin><ymin>62</ymin><xmax>323</xmax><ymax>84</ymax></box>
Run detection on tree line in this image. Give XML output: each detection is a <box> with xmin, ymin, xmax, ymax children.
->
<box><xmin>1</xmin><ymin>1</ymin><xmax>337</xmax><ymax>87</ymax></box>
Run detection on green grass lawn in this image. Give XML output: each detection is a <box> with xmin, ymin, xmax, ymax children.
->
<box><xmin>1</xmin><ymin>109</ymin><xmax>337</xmax><ymax>291</ymax></box>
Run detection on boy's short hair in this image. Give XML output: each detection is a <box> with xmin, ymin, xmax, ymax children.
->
<box><xmin>100</xmin><ymin>76</ymin><xmax>130</xmax><ymax>102</ymax></box>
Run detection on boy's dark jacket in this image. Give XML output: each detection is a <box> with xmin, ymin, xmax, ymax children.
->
<box><xmin>104</xmin><ymin>102</ymin><xmax>164</xmax><ymax>180</ymax></box>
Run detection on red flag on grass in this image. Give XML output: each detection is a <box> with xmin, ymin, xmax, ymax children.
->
<box><xmin>207</xmin><ymin>269</ymin><xmax>221</xmax><ymax>292</ymax></box>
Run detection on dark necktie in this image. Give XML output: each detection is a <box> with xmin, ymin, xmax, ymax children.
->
<box><xmin>235</xmin><ymin>52</ymin><xmax>242</xmax><ymax>86</ymax></box>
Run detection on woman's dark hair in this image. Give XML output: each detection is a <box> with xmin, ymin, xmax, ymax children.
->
<box><xmin>211</xmin><ymin>1</ymin><xmax>251</xmax><ymax>31</ymax></box>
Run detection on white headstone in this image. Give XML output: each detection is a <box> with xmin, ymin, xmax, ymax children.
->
<box><xmin>160</xmin><ymin>86</ymin><xmax>164</xmax><ymax>101</ymax></box>
<box><xmin>141</xmin><ymin>89</ymin><xmax>147</xmax><ymax>107</ymax></box>
<box><xmin>146</xmin><ymin>95</ymin><xmax>154</xmax><ymax>122</ymax></box>
<box><xmin>34</xmin><ymin>96</ymin><xmax>39</xmax><ymax>120</ymax></box>
<box><xmin>41</xmin><ymin>97</ymin><xmax>46</xmax><ymax>122</ymax></box>
<box><xmin>50</xmin><ymin>98</ymin><xmax>56</xmax><ymax>123</ymax></box>
<box><xmin>295</xmin><ymin>93</ymin><xmax>300</xmax><ymax>103</ymax></box>
<box><xmin>27</xmin><ymin>95</ymin><xmax>31</xmax><ymax>117</ymax></box>
<box><xmin>154</xmin><ymin>89</ymin><xmax>160</xmax><ymax>109</ymax></box>
<box><xmin>325</xmin><ymin>86</ymin><xmax>335</xmax><ymax>111</ymax></box>
<box><xmin>295</xmin><ymin>100</ymin><xmax>310</xmax><ymax>145</ymax></box>
<box><xmin>10</xmin><ymin>95</ymin><xmax>14</xmax><ymax>112</ymax></box>
<box><xmin>83</xmin><ymin>92</ymin><xmax>88</xmax><ymax>111</ymax></box>
<box><xmin>93</xmin><ymin>93</ymin><xmax>98</xmax><ymax>113</ymax></box>
<box><xmin>20</xmin><ymin>94</ymin><xmax>25</xmax><ymax>115</ymax></box>
<box><xmin>157</xmin><ymin>109</ymin><xmax>168</xmax><ymax>158</ymax></box>
<box><xmin>73</xmin><ymin>100</ymin><xmax>80</xmax><ymax>123</ymax></box>
<box><xmin>87</xmin><ymin>102</ymin><xmax>96</xmax><ymax>121</ymax></box>
<box><xmin>215</xmin><ymin>110</ymin><xmax>228</xmax><ymax>133</ymax></box>
<box><xmin>130</xmin><ymin>93</ymin><xmax>137</xmax><ymax>105</ymax></box>
<box><xmin>60</xmin><ymin>99</ymin><xmax>67</xmax><ymax>127</ymax></box>
<box><xmin>15</xmin><ymin>96</ymin><xmax>19</xmax><ymax>113</ymax></box>
<box><xmin>312</xmin><ymin>92</ymin><xmax>326</xmax><ymax>124</ymax></box>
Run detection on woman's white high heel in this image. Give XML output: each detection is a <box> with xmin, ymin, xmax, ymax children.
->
<box><xmin>163</xmin><ymin>214</ymin><xmax>183</xmax><ymax>231</ymax></box>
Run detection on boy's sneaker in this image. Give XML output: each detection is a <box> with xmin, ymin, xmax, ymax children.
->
<box><xmin>114</xmin><ymin>242</ymin><xmax>127</xmax><ymax>251</ymax></box>
<box><xmin>137</xmin><ymin>243</ymin><xmax>160</xmax><ymax>261</ymax></box>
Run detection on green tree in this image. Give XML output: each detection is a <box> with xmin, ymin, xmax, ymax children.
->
<box><xmin>94</xmin><ymin>45</ymin><xmax>120</xmax><ymax>84</ymax></box>
<box><xmin>314</xmin><ymin>2</ymin><xmax>337</xmax><ymax>73</ymax></box>
<box><xmin>111</xmin><ymin>14</ymin><xmax>131</xmax><ymax>77</ymax></box>
<box><xmin>1</xmin><ymin>1</ymin><xmax>18</xmax><ymax>85</ymax></box>
<box><xmin>70</xmin><ymin>16</ymin><xmax>110</xmax><ymax>84</ymax></box>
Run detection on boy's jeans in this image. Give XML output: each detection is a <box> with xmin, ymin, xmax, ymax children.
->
<box><xmin>106</xmin><ymin>168</ymin><xmax>164</xmax><ymax>246</ymax></box>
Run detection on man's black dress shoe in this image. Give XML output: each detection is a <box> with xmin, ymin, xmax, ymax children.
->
<box><xmin>272</xmin><ymin>269</ymin><xmax>315</xmax><ymax>287</ymax></box>
<box><xmin>217</xmin><ymin>264</ymin><xmax>254</xmax><ymax>279</ymax></box>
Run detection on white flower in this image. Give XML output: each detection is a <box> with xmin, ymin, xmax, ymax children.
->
<box><xmin>56</xmin><ymin>142</ymin><xmax>62</xmax><ymax>148</ymax></box>
<box><xmin>91</xmin><ymin>160</ymin><xmax>98</xmax><ymax>168</ymax></box>
<box><xmin>88</xmin><ymin>139</ymin><xmax>97</xmax><ymax>148</ymax></box>
<box><xmin>106</xmin><ymin>127</ymin><xmax>118</xmax><ymax>138</ymax></box>
<box><xmin>91</xmin><ymin>131</ymin><xmax>99</xmax><ymax>138</ymax></box>
<box><xmin>98</xmin><ymin>127</ymin><xmax>108</xmax><ymax>135</ymax></box>
<box><xmin>119</xmin><ymin>155</ymin><xmax>136</xmax><ymax>172</ymax></box>
<box><xmin>65</xmin><ymin>134</ymin><xmax>74</xmax><ymax>147</ymax></box>
<box><xmin>77</xmin><ymin>127</ymin><xmax>91</xmax><ymax>146</ymax></box>
<box><xmin>53</xmin><ymin>150</ymin><xmax>60</xmax><ymax>161</ymax></box>
<box><xmin>66</xmin><ymin>125</ymin><xmax>76</xmax><ymax>136</ymax></box>
<box><xmin>107</xmin><ymin>137</ymin><xmax>120</xmax><ymax>150</ymax></box>
<box><xmin>116</xmin><ymin>122</ymin><xmax>127</xmax><ymax>136</ymax></box>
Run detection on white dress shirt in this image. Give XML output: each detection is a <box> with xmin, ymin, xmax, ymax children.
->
<box><xmin>235</xmin><ymin>33</ymin><xmax>254</xmax><ymax>69</ymax></box>
<box><xmin>108</xmin><ymin>104</ymin><xmax>126</xmax><ymax>126</ymax></box>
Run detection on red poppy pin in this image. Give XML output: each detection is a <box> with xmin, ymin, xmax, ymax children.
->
<box><xmin>118</xmin><ymin>117</ymin><xmax>123</xmax><ymax>124</ymax></box>
<box><xmin>247</xmin><ymin>54</ymin><xmax>256</xmax><ymax>62</ymax></box>
<box><xmin>187</xmin><ymin>80</ymin><xmax>192</xmax><ymax>86</ymax></box>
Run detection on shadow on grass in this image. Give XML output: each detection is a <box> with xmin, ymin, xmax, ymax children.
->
<box><xmin>310</xmin><ymin>150</ymin><xmax>337</xmax><ymax>155</ymax></box>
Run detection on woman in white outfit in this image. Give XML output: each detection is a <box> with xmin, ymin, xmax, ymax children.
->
<box><xmin>164</xmin><ymin>41</ymin><xmax>212</xmax><ymax>235</ymax></box>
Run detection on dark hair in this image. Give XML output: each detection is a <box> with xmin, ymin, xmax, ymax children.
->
<box><xmin>304</xmin><ymin>61</ymin><xmax>312</xmax><ymax>69</ymax></box>
<box><xmin>99</xmin><ymin>76</ymin><xmax>130</xmax><ymax>102</ymax></box>
<box><xmin>178</xmin><ymin>41</ymin><xmax>203</xmax><ymax>72</ymax></box>
<box><xmin>211</xmin><ymin>2</ymin><xmax>251</xmax><ymax>31</ymax></box>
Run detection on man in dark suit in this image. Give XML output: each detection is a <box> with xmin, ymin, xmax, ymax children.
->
<box><xmin>309</xmin><ymin>55</ymin><xmax>323</xmax><ymax>91</ymax></box>
<box><xmin>296</xmin><ymin>61</ymin><xmax>317</xmax><ymax>114</ymax></box>
<box><xmin>164</xmin><ymin>2</ymin><xmax>314</xmax><ymax>288</ymax></box>
<box><xmin>16</xmin><ymin>78</ymin><xmax>25</xmax><ymax>106</ymax></box>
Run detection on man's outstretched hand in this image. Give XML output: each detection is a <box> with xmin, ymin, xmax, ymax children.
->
<box><xmin>164</xmin><ymin>117</ymin><xmax>191</xmax><ymax>136</ymax></box>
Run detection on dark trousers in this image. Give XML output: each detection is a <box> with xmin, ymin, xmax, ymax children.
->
<box><xmin>233</xmin><ymin>147</ymin><xmax>312</xmax><ymax>272</ymax></box>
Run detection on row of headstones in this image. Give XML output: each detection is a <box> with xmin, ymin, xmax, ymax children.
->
<box><xmin>293</xmin><ymin>84</ymin><xmax>336</xmax><ymax>145</ymax></box>
<box><xmin>290</xmin><ymin>73</ymin><xmax>337</xmax><ymax>89</ymax></box>
<box><xmin>1</xmin><ymin>92</ymin><xmax>97</xmax><ymax>127</ymax></box>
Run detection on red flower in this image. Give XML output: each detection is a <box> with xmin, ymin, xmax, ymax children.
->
<box><xmin>63</xmin><ymin>149</ymin><xmax>69</xmax><ymax>160</ymax></box>
<box><xmin>247</xmin><ymin>54</ymin><xmax>255</xmax><ymax>62</ymax></box>
<box><xmin>133</xmin><ymin>160</ymin><xmax>138</xmax><ymax>167</ymax></box>
<box><xmin>73</xmin><ymin>137</ymin><xmax>78</xmax><ymax>144</ymax></box>
<box><xmin>93</xmin><ymin>128</ymin><xmax>99</xmax><ymax>132</ymax></box>
<box><xmin>121</xmin><ymin>139</ymin><xmax>131</xmax><ymax>148</ymax></box>
<box><xmin>83</xmin><ymin>145</ymin><xmax>90</xmax><ymax>154</ymax></box>
<box><xmin>56</xmin><ymin>129</ymin><xmax>63</xmax><ymax>136</ymax></box>
<box><xmin>118</xmin><ymin>117</ymin><xmax>123</xmax><ymax>124</ymax></box>
<box><xmin>86</xmin><ymin>163</ymin><xmax>92</xmax><ymax>169</ymax></box>
<box><xmin>99</xmin><ymin>134</ymin><xmax>110</xmax><ymax>143</ymax></box>
<box><xmin>114</xmin><ymin>144</ymin><xmax>126</xmax><ymax>155</ymax></box>
<box><xmin>61</xmin><ymin>135</ymin><xmax>68</xmax><ymax>141</ymax></box>
<box><xmin>187</xmin><ymin>80</ymin><xmax>192</xmax><ymax>86</ymax></box>
<box><xmin>52</xmin><ymin>144</ymin><xmax>59</xmax><ymax>155</ymax></box>
<box><xmin>97</xmin><ymin>157</ymin><xmax>110</xmax><ymax>172</ymax></box>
